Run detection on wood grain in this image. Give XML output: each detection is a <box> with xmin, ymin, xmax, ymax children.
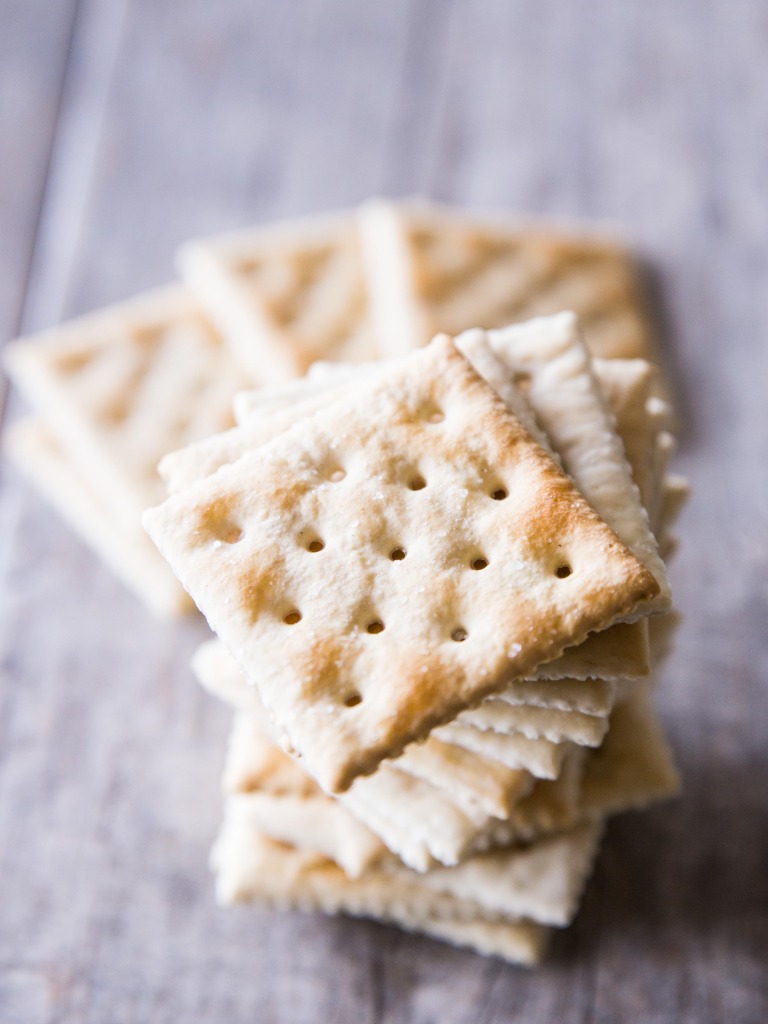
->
<box><xmin>1</xmin><ymin>1</ymin><xmax>767</xmax><ymax>1021</ymax></box>
<box><xmin>0</xmin><ymin>0</ymin><xmax>78</xmax><ymax>378</ymax></box>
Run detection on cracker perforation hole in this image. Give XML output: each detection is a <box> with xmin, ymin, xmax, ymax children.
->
<box><xmin>490</xmin><ymin>488</ymin><xmax>508</xmax><ymax>501</ymax></box>
<box><xmin>329</xmin><ymin>468</ymin><xmax>346</xmax><ymax>483</ymax></box>
<box><xmin>389</xmin><ymin>547</ymin><xmax>406</xmax><ymax>561</ymax></box>
<box><xmin>307</xmin><ymin>539</ymin><xmax>325</xmax><ymax>553</ymax></box>
<box><xmin>451</xmin><ymin>627</ymin><xmax>468</xmax><ymax>642</ymax></box>
<box><xmin>427</xmin><ymin>408</ymin><xmax>445</xmax><ymax>424</ymax></box>
<box><xmin>283</xmin><ymin>610</ymin><xmax>302</xmax><ymax>625</ymax></box>
<box><xmin>471</xmin><ymin>557</ymin><xmax>488</xmax><ymax>571</ymax></box>
<box><xmin>555</xmin><ymin>564</ymin><xmax>572</xmax><ymax>579</ymax></box>
<box><xmin>366</xmin><ymin>620</ymin><xmax>385</xmax><ymax>634</ymax></box>
<box><xmin>344</xmin><ymin>692</ymin><xmax>363</xmax><ymax>707</ymax></box>
<box><xmin>211</xmin><ymin>523</ymin><xmax>243</xmax><ymax>545</ymax></box>
<box><xmin>408</xmin><ymin>475</ymin><xmax>427</xmax><ymax>491</ymax></box>
<box><xmin>513</xmin><ymin>371</ymin><xmax>532</xmax><ymax>395</ymax></box>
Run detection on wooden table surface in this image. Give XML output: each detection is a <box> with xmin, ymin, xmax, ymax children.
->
<box><xmin>1</xmin><ymin>2</ymin><xmax>767</xmax><ymax>1021</ymax></box>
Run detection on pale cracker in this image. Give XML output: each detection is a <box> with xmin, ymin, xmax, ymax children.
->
<box><xmin>342</xmin><ymin>765</ymin><xmax>489</xmax><ymax>871</ymax></box>
<box><xmin>210</xmin><ymin>828</ymin><xmax>548</xmax><ymax>965</ymax></box>
<box><xmin>219</xmin><ymin>709</ymin><xmax>316</xmax><ymax>799</ymax></box>
<box><xmin>221</xmin><ymin>681</ymin><xmax>678</xmax><ymax>871</ymax></box>
<box><xmin>358</xmin><ymin>198</ymin><xmax>657</xmax><ymax>364</ymax></box>
<box><xmin>3</xmin><ymin>286</ymin><xmax>247</xmax><ymax>535</ymax></box>
<box><xmin>414</xmin><ymin>915</ymin><xmax>548</xmax><ymax>965</ymax></box>
<box><xmin>4</xmin><ymin>420</ymin><xmax>191</xmax><ymax>618</ymax></box>
<box><xmin>199</xmin><ymin>654</ymin><xmax>497</xmax><ymax>872</ymax></box>
<box><xmin>519</xmin><ymin>619</ymin><xmax>651</xmax><ymax>682</ymax></box>
<box><xmin>227</xmin><ymin>331</ymin><xmax>662</xmax><ymax>682</ymax></box>
<box><xmin>222</xmin><ymin>711</ymin><xmax>501</xmax><ymax>873</ymax></box>
<box><xmin>231</xmin><ymin>361</ymin><xmax>371</xmax><ymax>425</ymax></box>
<box><xmin>196</xmin><ymin>610</ymin><xmax>618</xmax><ymax>721</ymax></box>
<box><xmin>457</xmin><ymin>312</ymin><xmax>670</xmax><ymax>612</ymax></box>
<box><xmin>224</xmin><ymin>791</ymin><xmax>386</xmax><ymax>879</ymax></box>
<box><xmin>219</xmin><ymin>720</ymin><xmax>590</xmax><ymax>908</ymax></box>
<box><xmin>221</xmin><ymin>685</ymin><xmax>675</xmax><ymax>872</ymax></box>
<box><xmin>475</xmin><ymin>682</ymin><xmax>679</xmax><ymax>852</ymax></box>
<box><xmin>213</xmin><ymin>803</ymin><xmax>601</xmax><ymax>928</ymax></box>
<box><xmin>194</xmin><ymin>347</ymin><xmax>663</xmax><ymax>785</ymax></box>
<box><xmin>193</xmin><ymin>638</ymin><xmax>534</xmax><ymax>822</ymax></box>
<box><xmin>410</xmin><ymin>821</ymin><xmax>602</xmax><ymax>927</ymax></box>
<box><xmin>495</xmin><ymin>676</ymin><xmax>616</xmax><ymax>715</ymax></box>
<box><xmin>579</xmin><ymin>685</ymin><xmax>681</xmax><ymax>816</ymax></box>
<box><xmin>159</xmin><ymin>382</ymin><xmax>361</xmax><ymax>496</ymax></box>
<box><xmin>473</xmin><ymin>749</ymin><xmax>587</xmax><ymax>851</ymax></box>
<box><xmin>165</xmin><ymin>327</ymin><xmax>663</xmax><ymax>688</ymax></box>
<box><xmin>456</xmin><ymin>325</ymin><xmax>661</xmax><ymax>687</ymax></box>
<box><xmin>164</xmin><ymin>340</ymin><xmax>655</xmax><ymax>685</ymax></box>
<box><xmin>451</xmin><ymin>322</ymin><xmax>660</xmax><ymax>684</ymax></box>
<box><xmin>592</xmin><ymin>357</ymin><xmax>657</xmax><ymax>508</ymax></box>
<box><xmin>458</xmin><ymin>700</ymin><xmax>608</xmax><ymax>747</ymax></box>
<box><xmin>220</xmin><ymin>720</ymin><xmax>483</xmax><ymax>872</ymax></box>
<box><xmin>191</xmin><ymin>347</ymin><xmax>658</xmax><ymax>784</ymax></box>
<box><xmin>395</xmin><ymin>738</ymin><xmax>532</xmax><ymax>818</ymax></box>
<box><xmin>145</xmin><ymin>335</ymin><xmax>658</xmax><ymax>793</ymax></box>
<box><xmin>433</xmin><ymin>723</ymin><xmax>567</xmax><ymax>780</ymax></box>
<box><xmin>191</xmin><ymin>638</ymin><xmax>265</xmax><ymax>720</ymax></box>
<box><xmin>194</xmin><ymin>352</ymin><xmax>660</xmax><ymax>788</ymax></box>
<box><xmin>647</xmin><ymin>394</ymin><xmax>675</xmax><ymax>434</ymax></box>
<box><xmin>364</xmin><ymin>680</ymin><xmax>677</xmax><ymax>864</ymax></box>
<box><xmin>177</xmin><ymin>213</ymin><xmax>377</xmax><ymax>383</ymax></box>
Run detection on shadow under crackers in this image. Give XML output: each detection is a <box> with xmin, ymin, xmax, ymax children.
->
<box><xmin>550</xmin><ymin>749</ymin><xmax>768</xmax><ymax>976</ymax></box>
<box><xmin>636</xmin><ymin>255</ymin><xmax>698</xmax><ymax>450</ymax></box>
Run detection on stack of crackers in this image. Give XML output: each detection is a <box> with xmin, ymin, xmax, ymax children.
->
<box><xmin>3</xmin><ymin>200</ymin><xmax>687</xmax><ymax>966</ymax></box>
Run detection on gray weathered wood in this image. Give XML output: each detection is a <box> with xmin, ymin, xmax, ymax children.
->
<box><xmin>1</xmin><ymin>1</ymin><xmax>767</xmax><ymax>1021</ymax></box>
<box><xmin>0</xmin><ymin>0</ymin><xmax>78</xmax><ymax>375</ymax></box>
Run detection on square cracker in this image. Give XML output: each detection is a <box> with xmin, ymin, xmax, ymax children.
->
<box><xmin>223</xmin><ymin>791</ymin><xmax>387</xmax><ymax>879</ymax></box>
<box><xmin>213</xmin><ymin>800</ymin><xmax>601</xmax><ymax>929</ymax></box>
<box><xmin>210</xmin><ymin>827</ymin><xmax>550</xmax><ymax>965</ymax></box>
<box><xmin>358</xmin><ymin>198</ymin><xmax>658</xmax><ymax>365</ymax></box>
<box><xmin>4</xmin><ymin>419</ymin><xmax>191</xmax><ymax>617</ymax></box>
<box><xmin>192</xmin><ymin>638</ymin><xmax>533</xmax><ymax>821</ymax></box>
<box><xmin>3</xmin><ymin>286</ymin><xmax>247</xmax><ymax>534</ymax></box>
<box><xmin>166</xmin><ymin>322</ymin><xmax>661</xmax><ymax>680</ymax></box>
<box><xmin>219</xmin><ymin>714</ymin><xmax>486</xmax><ymax>872</ymax></box>
<box><xmin>178</xmin><ymin>213</ymin><xmax>378</xmax><ymax>383</ymax></box>
<box><xmin>146</xmin><ymin>335</ymin><xmax>658</xmax><ymax>792</ymax></box>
